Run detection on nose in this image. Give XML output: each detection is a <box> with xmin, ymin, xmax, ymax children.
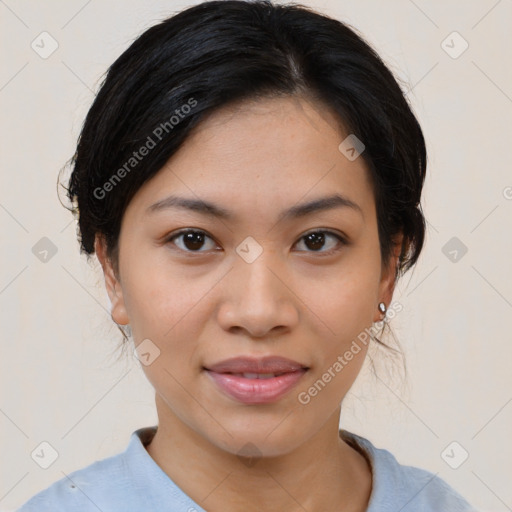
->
<box><xmin>217</xmin><ymin>252</ymin><xmax>299</xmax><ymax>339</ymax></box>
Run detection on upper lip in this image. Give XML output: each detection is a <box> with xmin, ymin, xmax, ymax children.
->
<box><xmin>204</xmin><ymin>356</ymin><xmax>309</xmax><ymax>374</ymax></box>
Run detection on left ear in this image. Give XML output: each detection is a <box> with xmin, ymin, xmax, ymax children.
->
<box><xmin>373</xmin><ymin>232</ymin><xmax>404</xmax><ymax>323</ymax></box>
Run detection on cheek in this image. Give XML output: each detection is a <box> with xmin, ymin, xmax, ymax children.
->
<box><xmin>122</xmin><ymin>259</ymin><xmax>209</xmax><ymax>341</ymax></box>
<box><xmin>305</xmin><ymin>263</ymin><xmax>380</xmax><ymax>345</ymax></box>
<box><xmin>130</xmin><ymin>289</ymin><xmax>206</xmax><ymax>402</ymax></box>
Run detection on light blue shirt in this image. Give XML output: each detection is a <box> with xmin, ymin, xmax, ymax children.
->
<box><xmin>17</xmin><ymin>425</ymin><xmax>477</xmax><ymax>511</ymax></box>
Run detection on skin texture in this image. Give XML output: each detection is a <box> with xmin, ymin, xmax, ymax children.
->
<box><xmin>95</xmin><ymin>95</ymin><xmax>402</xmax><ymax>512</ymax></box>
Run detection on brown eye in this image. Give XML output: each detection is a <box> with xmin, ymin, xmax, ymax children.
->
<box><xmin>295</xmin><ymin>230</ymin><xmax>346</xmax><ymax>254</ymax></box>
<box><xmin>167</xmin><ymin>229</ymin><xmax>217</xmax><ymax>252</ymax></box>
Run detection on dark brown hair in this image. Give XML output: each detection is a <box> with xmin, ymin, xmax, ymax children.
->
<box><xmin>59</xmin><ymin>0</ymin><xmax>427</xmax><ymax>364</ymax></box>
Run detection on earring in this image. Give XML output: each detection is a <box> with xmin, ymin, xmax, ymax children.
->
<box><xmin>378</xmin><ymin>302</ymin><xmax>387</xmax><ymax>315</ymax></box>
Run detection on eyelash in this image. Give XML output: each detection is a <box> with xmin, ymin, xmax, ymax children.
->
<box><xmin>164</xmin><ymin>228</ymin><xmax>348</xmax><ymax>256</ymax></box>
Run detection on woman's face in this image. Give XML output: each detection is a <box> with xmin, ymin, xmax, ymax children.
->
<box><xmin>96</xmin><ymin>95</ymin><xmax>399</xmax><ymax>457</ymax></box>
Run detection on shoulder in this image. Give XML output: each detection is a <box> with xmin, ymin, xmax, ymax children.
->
<box><xmin>341</xmin><ymin>430</ymin><xmax>479</xmax><ymax>512</ymax></box>
<box><xmin>16</xmin><ymin>433</ymin><xmax>141</xmax><ymax>512</ymax></box>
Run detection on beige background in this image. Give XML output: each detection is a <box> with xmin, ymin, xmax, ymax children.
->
<box><xmin>1</xmin><ymin>1</ymin><xmax>511</xmax><ymax>510</ymax></box>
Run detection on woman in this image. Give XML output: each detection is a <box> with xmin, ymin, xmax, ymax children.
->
<box><xmin>18</xmin><ymin>1</ymin><xmax>477</xmax><ymax>510</ymax></box>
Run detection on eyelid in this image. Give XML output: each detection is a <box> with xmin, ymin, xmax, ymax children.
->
<box><xmin>301</xmin><ymin>228</ymin><xmax>348</xmax><ymax>242</ymax></box>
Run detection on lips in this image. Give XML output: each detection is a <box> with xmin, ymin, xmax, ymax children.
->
<box><xmin>204</xmin><ymin>355</ymin><xmax>308</xmax><ymax>374</ymax></box>
<box><xmin>203</xmin><ymin>356</ymin><xmax>309</xmax><ymax>404</ymax></box>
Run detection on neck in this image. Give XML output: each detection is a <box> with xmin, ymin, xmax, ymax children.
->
<box><xmin>145</xmin><ymin>396</ymin><xmax>372</xmax><ymax>512</ymax></box>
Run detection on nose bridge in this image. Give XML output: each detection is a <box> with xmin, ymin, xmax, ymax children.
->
<box><xmin>236</xmin><ymin>246</ymin><xmax>283</xmax><ymax>306</ymax></box>
<box><xmin>218</xmin><ymin>245</ymin><xmax>297</xmax><ymax>336</ymax></box>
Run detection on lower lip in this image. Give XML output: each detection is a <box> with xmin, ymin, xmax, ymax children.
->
<box><xmin>205</xmin><ymin>369</ymin><xmax>307</xmax><ymax>404</ymax></box>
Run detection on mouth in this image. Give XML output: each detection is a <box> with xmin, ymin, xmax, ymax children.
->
<box><xmin>202</xmin><ymin>355</ymin><xmax>310</xmax><ymax>404</ymax></box>
<box><xmin>203</xmin><ymin>367</ymin><xmax>309</xmax><ymax>404</ymax></box>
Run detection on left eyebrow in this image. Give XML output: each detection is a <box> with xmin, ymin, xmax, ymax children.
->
<box><xmin>145</xmin><ymin>193</ymin><xmax>363</xmax><ymax>222</ymax></box>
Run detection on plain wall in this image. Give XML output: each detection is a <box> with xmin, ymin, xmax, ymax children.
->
<box><xmin>1</xmin><ymin>1</ymin><xmax>511</xmax><ymax>510</ymax></box>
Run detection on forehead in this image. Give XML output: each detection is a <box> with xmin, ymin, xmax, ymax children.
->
<box><xmin>124</xmin><ymin>95</ymin><xmax>375</xmax><ymax>224</ymax></box>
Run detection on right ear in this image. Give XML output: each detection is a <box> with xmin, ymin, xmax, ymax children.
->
<box><xmin>94</xmin><ymin>234</ymin><xmax>130</xmax><ymax>326</ymax></box>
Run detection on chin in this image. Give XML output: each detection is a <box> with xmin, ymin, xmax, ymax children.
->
<box><xmin>205</xmin><ymin>418</ymin><xmax>307</xmax><ymax>460</ymax></box>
